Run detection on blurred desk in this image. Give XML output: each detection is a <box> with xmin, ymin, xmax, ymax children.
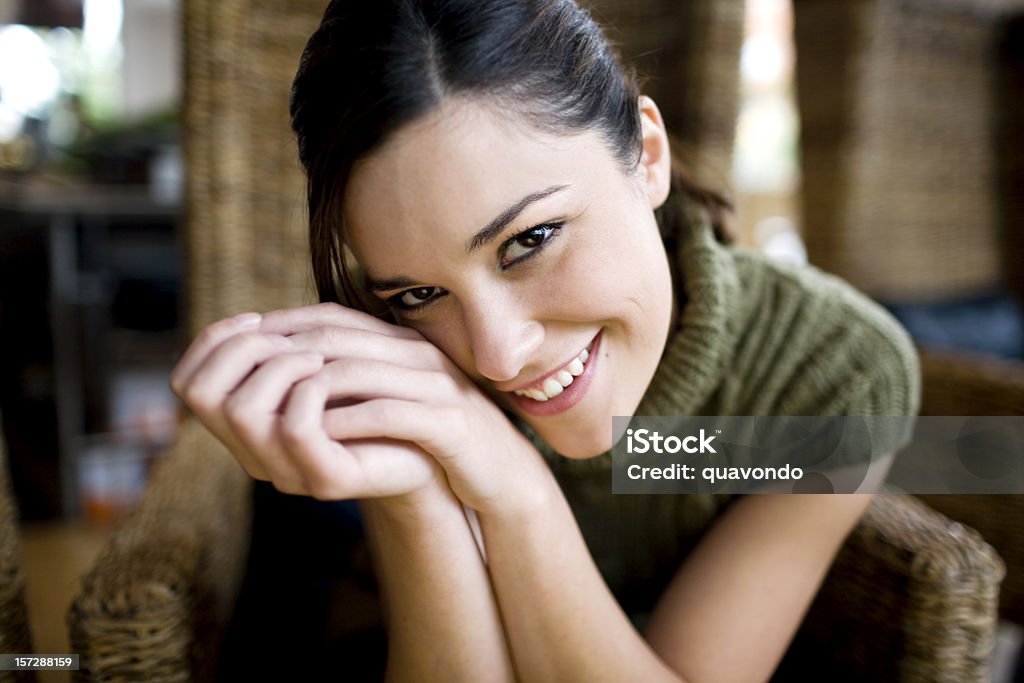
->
<box><xmin>0</xmin><ymin>177</ymin><xmax>180</xmax><ymax>519</ymax></box>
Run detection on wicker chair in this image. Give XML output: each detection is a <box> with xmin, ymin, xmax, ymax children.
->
<box><xmin>916</xmin><ymin>348</ymin><xmax>1024</xmax><ymax>626</ymax></box>
<box><xmin>67</xmin><ymin>0</ymin><xmax>1006</xmax><ymax>681</ymax></box>
<box><xmin>792</xmin><ymin>493</ymin><xmax>1003</xmax><ymax>683</ymax></box>
<box><xmin>794</xmin><ymin>0</ymin><xmax>1024</xmax><ymax>303</ymax></box>
<box><xmin>1</xmin><ymin>415</ymin><xmax>36</xmax><ymax>683</ymax></box>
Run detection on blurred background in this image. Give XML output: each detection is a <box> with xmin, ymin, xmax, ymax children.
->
<box><xmin>0</xmin><ymin>0</ymin><xmax>182</xmax><ymax>672</ymax></box>
<box><xmin>0</xmin><ymin>0</ymin><xmax>1021</xmax><ymax>680</ymax></box>
<box><xmin>0</xmin><ymin>0</ymin><xmax>180</xmax><ymax>526</ymax></box>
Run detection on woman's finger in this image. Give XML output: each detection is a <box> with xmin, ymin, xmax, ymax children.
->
<box><xmin>170</xmin><ymin>312</ymin><xmax>262</xmax><ymax>396</ymax></box>
<box><xmin>175</xmin><ymin>331</ymin><xmax>304</xmax><ymax>485</ymax></box>
<box><xmin>285</xmin><ymin>326</ymin><xmax>449</xmax><ymax>371</ymax></box>
<box><xmin>311</xmin><ymin>357</ymin><xmax>459</xmax><ymax>404</ymax></box>
<box><xmin>278</xmin><ymin>375</ymin><xmax>365</xmax><ymax>498</ymax></box>
<box><xmin>321</xmin><ymin>399</ymin><xmax>510</xmax><ymax>510</ymax></box>
<box><xmin>280</xmin><ymin>377</ymin><xmax>435</xmax><ymax>499</ymax></box>
<box><xmin>340</xmin><ymin>438</ymin><xmax>440</xmax><ymax>498</ymax></box>
<box><xmin>226</xmin><ymin>351</ymin><xmax>326</xmax><ymax>416</ymax></box>
<box><xmin>222</xmin><ymin>351</ymin><xmax>326</xmax><ymax>488</ymax></box>
<box><xmin>322</xmin><ymin>398</ymin><xmax>441</xmax><ymax>446</ymax></box>
<box><xmin>177</xmin><ymin>331</ymin><xmax>295</xmax><ymax>414</ymax></box>
<box><xmin>259</xmin><ymin>301</ymin><xmax>421</xmax><ymax>340</ymax></box>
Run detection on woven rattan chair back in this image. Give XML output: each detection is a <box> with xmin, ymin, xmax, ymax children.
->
<box><xmin>795</xmin><ymin>0</ymin><xmax>1024</xmax><ymax>302</ymax></box>
<box><xmin>0</xmin><ymin>416</ymin><xmax>36</xmax><ymax>683</ymax></box>
<box><xmin>184</xmin><ymin>0</ymin><xmax>325</xmax><ymax>335</ymax></box>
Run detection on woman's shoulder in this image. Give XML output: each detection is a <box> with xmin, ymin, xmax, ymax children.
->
<box><xmin>716</xmin><ymin>246</ymin><xmax>921</xmax><ymax>417</ymax></box>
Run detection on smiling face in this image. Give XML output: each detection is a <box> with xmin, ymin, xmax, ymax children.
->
<box><xmin>343</xmin><ymin>97</ymin><xmax>674</xmax><ymax>458</ymax></box>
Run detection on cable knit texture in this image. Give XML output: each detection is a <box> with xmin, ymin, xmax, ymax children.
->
<box><xmin>522</xmin><ymin>207</ymin><xmax>921</xmax><ymax>616</ymax></box>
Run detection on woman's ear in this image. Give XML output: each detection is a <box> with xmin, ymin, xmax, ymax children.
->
<box><xmin>637</xmin><ymin>95</ymin><xmax>671</xmax><ymax>210</ymax></box>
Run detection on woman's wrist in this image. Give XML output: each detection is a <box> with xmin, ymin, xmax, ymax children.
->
<box><xmin>361</xmin><ymin>475</ymin><xmax>461</xmax><ymax>528</ymax></box>
<box><xmin>472</xmin><ymin>443</ymin><xmax>562</xmax><ymax>523</ymax></box>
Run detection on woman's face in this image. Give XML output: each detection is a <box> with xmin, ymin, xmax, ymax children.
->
<box><xmin>343</xmin><ymin>97</ymin><xmax>674</xmax><ymax>458</ymax></box>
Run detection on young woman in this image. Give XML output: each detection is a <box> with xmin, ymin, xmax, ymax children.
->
<box><xmin>170</xmin><ymin>1</ymin><xmax>919</xmax><ymax>680</ymax></box>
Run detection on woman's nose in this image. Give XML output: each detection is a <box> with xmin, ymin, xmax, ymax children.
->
<box><xmin>463</xmin><ymin>294</ymin><xmax>544</xmax><ymax>383</ymax></box>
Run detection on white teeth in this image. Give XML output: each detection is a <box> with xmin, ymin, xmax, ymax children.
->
<box><xmin>513</xmin><ymin>343</ymin><xmax>594</xmax><ymax>402</ymax></box>
<box><xmin>514</xmin><ymin>387</ymin><xmax>548</xmax><ymax>401</ymax></box>
<box><xmin>527</xmin><ymin>388</ymin><xmax>548</xmax><ymax>401</ymax></box>
<box><xmin>542</xmin><ymin>377</ymin><xmax>564</xmax><ymax>397</ymax></box>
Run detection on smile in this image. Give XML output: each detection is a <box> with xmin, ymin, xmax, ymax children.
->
<box><xmin>507</xmin><ymin>332</ymin><xmax>601</xmax><ymax>417</ymax></box>
<box><xmin>513</xmin><ymin>345</ymin><xmax>591</xmax><ymax>401</ymax></box>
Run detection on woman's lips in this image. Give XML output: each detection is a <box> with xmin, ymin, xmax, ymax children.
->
<box><xmin>509</xmin><ymin>332</ymin><xmax>601</xmax><ymax>417</ymax></box>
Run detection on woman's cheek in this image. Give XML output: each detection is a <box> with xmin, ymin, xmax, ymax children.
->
<box><xmin>557</xmin><ymin>227</ymin><xmax>659</xmax><ymax>320</ymax></box>
<box><xmin>548</xmin><ymin>234</ymin><xmax>622</xmax><ymax>310</ymax></box>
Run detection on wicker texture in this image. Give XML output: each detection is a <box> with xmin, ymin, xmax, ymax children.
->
<box><xmin>584</xmin><ymin>0</ymin><xmax>744</xmax><ymax>190</ymax></box>
<box><xmin>805</xmin><ymin>493</ymin><xmax>1004</xmax><ymax>682</ymax></box>
<box><xmin>795</xmin><ymin>0</ymin><xmax>1024</xmax><ymax>302</ymax></box>
<box><xmin>184</xmin><ymin>0</ymin><xmax>320</xmax><ymax>335</ymax></box>
<box><xmin>916</xmin><ymin>347</ymin><xmax>1024</xmax><ymax>626</ymax></box>
<box><xmin>0</xmin><ymin>419</ymin><xmax>36</xmax><ymax>683</ymax></box>
<box><xmin>68</xmin><ymin>421</ymin><xmax>250</xmax><ymax>682</ymax></box>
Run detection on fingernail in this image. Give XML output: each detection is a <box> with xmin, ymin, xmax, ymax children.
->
<box><xmin>234</xmin><ymin>312</ymin><xmax>262</xmax><ymax>327</ymax></box>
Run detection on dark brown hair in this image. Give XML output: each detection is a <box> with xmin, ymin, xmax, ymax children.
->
<box><xmin>290</xmin><ymin>0</ymin><xmax>732</xmax><ymax>310</ymax></box>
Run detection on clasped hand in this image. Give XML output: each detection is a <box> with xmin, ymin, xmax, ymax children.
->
<box><xmin>169</xmin><ymin>303</ymin><xmax>545</xmax><ymax>513</ymax></box>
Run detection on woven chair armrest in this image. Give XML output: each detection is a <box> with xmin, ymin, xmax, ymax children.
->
<box><xmin>802</xmin><ymin>492</ymin><xmax>1004</xmax><ymax>683</ymax></box>
<box><xmin>1</xmin><ymin>431</ymin><xmax>34</xmax><ymax>664</ymax></box>
<box><xmin>69</xmin><ymin>418</ymin><xmax>252</xmax><ymax>683</ymax></box>
<box><xmin>917</xmin><ymin>346</ymin><xmax>1024</xmax><ymax>623</ymax></box>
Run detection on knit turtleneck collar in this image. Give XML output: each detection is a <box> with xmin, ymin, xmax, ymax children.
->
<box><xmin>636</xmin><ymin>207</ymin><xmax>742</xmax><ymax>417</ymax></box>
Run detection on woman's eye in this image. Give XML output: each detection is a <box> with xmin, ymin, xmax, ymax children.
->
<box><xmin>393</xmin><ymin>286</ymin><xmax>443</xmax><ymax>310</ymax></box>
<box><xmin>501</xmin><ymin>223</ymin><xmax>561</xmax><ymax>267</ymax></box>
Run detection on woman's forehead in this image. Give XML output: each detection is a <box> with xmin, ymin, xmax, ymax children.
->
<box><xmin>342</xmin><ymin>99</ymin><xmax>608</xmax><ymax>254</ymax></box>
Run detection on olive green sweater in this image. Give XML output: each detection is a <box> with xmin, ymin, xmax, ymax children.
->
<box><xmin>526</xmin><ymin>211</ymin><xmax>921</xmax><ymax>616</ymax></box>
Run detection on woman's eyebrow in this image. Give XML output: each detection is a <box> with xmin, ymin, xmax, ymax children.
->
<box><xmin>365</xmin><ymin>184</ymin><xmax>571</xmax><ymax>293</ymax></box>
<box><xmin>365</xmin><ymin>275</ymin><xmax>417</xmax><ymax>294</ymax></box>
<box><xmin>466</xmin><ymin>184</ymin><xmax>570</xmax><ymax>254</ymax></box>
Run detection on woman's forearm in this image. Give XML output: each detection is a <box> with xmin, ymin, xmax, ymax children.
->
<box><xmin>360</xmin><ymin>484</ymin><xmax>515</xmax><ymax>683</ymax></box>
<box><xmin>478</xmin><ymin>480</ymin><xmax>684</xmax><ymax>683</ymax></box>
<box><xmin>644</xmin><ymin>494</ymin><xmax>874</xmax><ymax>683</ymax></box>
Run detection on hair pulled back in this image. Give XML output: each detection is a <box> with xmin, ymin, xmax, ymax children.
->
<box><xmin>290</xmin><ymin>0</ymin><xmax>731</xmax><ymax>308</ymax></box>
